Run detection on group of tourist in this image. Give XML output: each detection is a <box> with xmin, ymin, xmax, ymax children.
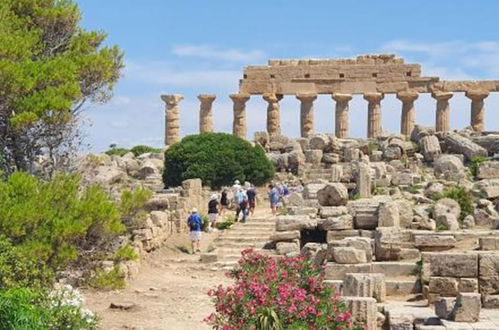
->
<box><xmin>186</xmin><ymin>179</ymin><xmax>304</xmax><ymax>254</ymax></box>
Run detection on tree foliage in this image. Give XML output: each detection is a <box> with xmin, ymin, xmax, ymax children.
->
<box><xmin>0</xmin><ymin>172</ymin><xmax>125</xmax><ymax>286</ymax></box>
<box><xmin>0</xmin><ymin>0</ymin><xmax>123</xmax><ymax>174</ymax></box>
<box><xmin>163</xmin><ymin>133</ymin><xmax>275</xmax><ymax>189</ymax></box>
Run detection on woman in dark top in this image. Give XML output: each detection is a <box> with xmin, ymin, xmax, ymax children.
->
<box><xmin>220</xmin><ymin>188</ymin><xmax>228</xmax><ymax>216</ymax></box>
<box><xmin>208</xmin><ymin>194</ymin><xmax>219</xmax><ymax>232</ymax></box>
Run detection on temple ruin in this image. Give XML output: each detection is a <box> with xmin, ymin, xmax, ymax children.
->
<box><xmin>161</xmin><ymin>54</ymin><xmax>499</xmax><ymax>145</ymax></box>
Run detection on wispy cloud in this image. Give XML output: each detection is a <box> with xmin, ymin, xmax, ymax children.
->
<box><xmin>125</xmin><ymin>61</ymin><xmax>240</xmax><ymax>91</ymax></box>
<box><xmin>172</xmin><ymin>44</ymin><xmax>266</xmax><ymax>62</ymax></box>
<box><xmin>379</xmin><ymin>40</ymin><xmax>499</xmax><ymax>79</ymax></box>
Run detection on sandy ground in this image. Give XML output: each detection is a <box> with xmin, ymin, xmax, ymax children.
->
<box><xmin>83</xmin><ymin>231</ymin><xmax>229</xmax><ymax>330</ymax></box>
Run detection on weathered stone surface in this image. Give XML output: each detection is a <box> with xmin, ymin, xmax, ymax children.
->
<box><xmin>303</xmin><ymin>183</ymin><xmax>327</xmax><ymax>199</ymax></box>
<box><xmin>477</xmin><ymin>161</ymin><xmax>499</xmax><ymax>179</ymax></box>
<box><xmin>459</xmin><ymin>278</ymin><xmax>478</xmax><ymax>293</ymax></box>
<box><xmin>395</xmin><ymin>199</ymin><xmax>414</xmax><ymax>228</ymax></box>
<box><xmin>444</xmin><ymin>133</ymin><xmax>488</xmax><ymax>161</ymax></box>
<box><xmin>276</xmin><ymin>241</ymin><xmax>300</xmax><ymax>255</ymax></box>
<box><xmin>378</xmin><ymin>200</ymin><xmax>400</xmax><ymax>227</ymax></box>
<box><xmin>304</xmin><ymin>149</ymin><xmax>323</xmax><ymax>165</ymax></box>
<box><xmin>476</xmin><ymin>179</ymin><xmax>499</xmax><ymax>199</ymax></box>
<box><xmin>317</xmin><ymin>183</ymin><xmax>348</xmax><ymax>206</ymax></box>
<box><xmin>435</xmin><ymin>297</ymin><xmax>456</xmax><ymax>319</ymax></box>
<box><xmin>449</xmin><ymin>293</ymin><xmax>481</xmax><ymax>322</ymax></box>
<box><xmin>332</xmin><ymin>246</ymin><xmax>367</xmax><ymax>264</ymax></box>
<box><xmin>479</xmin><ymin>237</ymin><xmax>499</xmax><ymax>250</ymax></box>
<box><xmin>471</xmin><ymin>134</ymin><xmax>499</xmax><ymax>154</ymax></box>
<box><xmin>301</xmin><ymin>242</ymin><xmax>327</xmax><ymax>265</ymax></box>
<box><xmin>275</xmin><ymin>216</ymin><xmax>317</xmax><ymax>231</ymax></box>
<box><xmin>319</xmin><ymin>206</ymin><xmax>348</xmax><ymax>218</ymax></box>
<box><xmin>343</xmin><ymin>237</ymin><xmax>373</xmax><ymax>262</ymax></box>
<box><xmin>429</xmin><ymin>277</ymin><xmax>459</xmax><ymax>296</ymax></box>
<box><xmin>479</xmin><ymin>253</ymin><xmax>499</xmax><ymax>295</ymax></box>
<box><xmin>356</xmin><ymin>162</ymin><xmax>372</xmax><ymax>198</ymax></box>
<box><xmin>342</xmin><ymin>297</ymin><xmax>377</xmax><ymax>330</ymax></box>
<box><xmin>327</xmin><ymin>229</ymin><xmax>360</xmax><ymax>242</ymax></box>
<box><xmin>414</xmin><ymin>235</ymin><xmax>456</xmax><ymax>251</ymax></box>
<box><xmin>482</xmin><ymin>294</ymin><xmax>499</xmax><ymax>308</ymax></box>
<box><xmin>285</xmin><ymin>192</ymin><xmax>305</xmax><ymax>207</ymax></box>
<box><xmin>309</xmin><ymin>133</ymin><xmax>330</xmax><ymax>151</ymax></box>
<box><xmin>270</xmin><ymin>230</ymin><xmax>301</xmax><ymax>242</ymax></box>
<box><xmin>420</xmin><ymin>135</ymin><xmax>442</xmax><ymax>162</ymax></box>
<box><xmin>325</xmin><ymin>262</ymin><xmax>372</xmax><ymax>280</ymax></box>
<box><xmin>318</xmin><ymin>215</ymin><xmax>353</xmax><ymax>231</ymax></box>
<box><xmin>436</xmin><ymin>213</ymin><xmax>460</xmax><ymax>231</ymax></box>
<box><xmin>434</xmin><ymin>155</ymin><xmax>465</xmax><ymax>180</ymax></box>
<box><xmin>433</xmin><ymin>198</ymin><xmax>461</xmax><ymax>220</ymax></box>
<box><xmin>427</xmin><ymin>253</ymin><xmax>478</xmax><ymax>278</ymax></box>
<box><xmin>374</xmin><ymin>227</ymin><xmax>403</xmax><ymax>261</ymax></box>
<box><xmin>343</xmin><ymin>273</ymin><xmax>386</xmax><ymax>302</ymax></box>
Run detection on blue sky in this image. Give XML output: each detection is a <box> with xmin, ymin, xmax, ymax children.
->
<box><xmin>78</xmin><ymin>0</ymin><xmax>499</xmax><ymax>152</ymax></box>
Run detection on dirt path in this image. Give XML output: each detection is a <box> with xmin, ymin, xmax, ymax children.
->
<box><xmin>83</xmin><ymin>208</ymin><xmax>273</xmax><ymax>330</ymax></box>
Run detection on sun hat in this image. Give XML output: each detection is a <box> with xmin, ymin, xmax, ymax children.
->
<box><xmin>210</xmin><ymin>194</ymin><xmax>218</xmax><ymax>200</ymax></box>
<box><xmin>191</xmin><ymin>208</ymin><xmax>198</xmax><ymax>213</ymax></box>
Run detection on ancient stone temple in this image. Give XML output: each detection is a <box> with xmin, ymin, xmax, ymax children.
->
<box><xmin>161</xmin><ymin>54</ymin><xmax>499</xmax><ymax>145</ymax></box>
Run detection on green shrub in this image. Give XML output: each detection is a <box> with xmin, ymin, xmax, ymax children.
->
<box><xmin>216</xmin><ymin>219</ymin><xmax>235</xmax><ymax>230</ymax></box>
<box><xmin>0</xmin><ymin>172</ymin><xmax>125</xmax><ymax>287</ymax></box>
<box><xmin>163</xmin><ymin>133</ymin><xmax>274</xmax><ymax>189</ymax></box>
<box><xmin>130</xmin><ymin>145</ymin><xmax>162</xmax><ymax>156</ymax></box>
<box><xmin>114</xmin><ymin>244</ymin><xmax>139</xmax><ymax>262</ymax></box>
<box><xmin>436</xmin><ymin>222</ymin><xmax>449</xmax><ymax>232</ymax></box>
<box><xmin>87</xmin><ymin>266</ymin><xmax>126</xmax><ymax>290</ymax></box>
<box><xmin>201</xmin><ymin>214</ymin><xmax>210</xmax><ymax>232</ymax></box>
<box><xmin>105</xmin><ymin>147</ymin><xmax>130</xmax><ymax>157</ymax></box>
<box><xmin>0</xmin><ymin>286</ymin><xmax>98</xmax><ymax>330</ymax></box>
<box><xmin>119</xmin><ymin>188</ymin><xmax>153</xmax><ymax>227</ymax></box>
<box><xmin>434</xmin><ymin>186</ymin><xmax>474</xmax><ymax>221</ymax></box>
<box><xmin>468</xmin><ymin>156</ymin><xmax>487</xmax><ymax>177</ymax></box>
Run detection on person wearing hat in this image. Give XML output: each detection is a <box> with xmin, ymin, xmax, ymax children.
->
<box><xmin>207</xmin><ymin>194</ymin><xmax>219</xmax><ymax>232</ymax></box>
<box><xmin>187</xmin><ymin>208</ymin><xmax>202</xmax><ymax>253</ymax></box>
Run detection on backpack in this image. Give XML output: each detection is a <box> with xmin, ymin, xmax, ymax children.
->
<box><xmin>188</xmin><ymin>214</ymin><xmax>201</xmax><ymax>231</ymax></box>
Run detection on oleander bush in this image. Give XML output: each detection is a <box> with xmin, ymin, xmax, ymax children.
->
<box><xmin>204</xmin><ymin>249</ymin><xmax>355</xmax><ymax>330</ymax></box>
<box><xmin>163</xmin><ymin>133</ymin><xmax>274</xmax><ymax>189</ymax></box>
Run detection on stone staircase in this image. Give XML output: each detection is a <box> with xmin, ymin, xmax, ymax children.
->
<box><xmin>201</xmin><ymin>216</ymin><xmax>277</xmax><ymax>269</ymax></box>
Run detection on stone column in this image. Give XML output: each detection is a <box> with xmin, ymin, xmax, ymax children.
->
<box><xmin>396</xmin><ymin>90</ymin><xmax>419</xmax><ymax>136</ymax></box>
<box><xmin>465</xmin><ymin>89</ymin><xmax>489</xmax><ymax>132</ymax></box>
<box><xmin>363</xmin><ymin>92</ymin><xmax>384</xmax><ymax>138</ymax></box>
<box><xmin>332</xmin><ymin>93</ymin><xmax>353</xmax><ymax>138</ymax></box>
<box><xmin>161</xmin><ymin>94</ymin><xmax>183</xmax><ymax>146</ymax></box>
<box><xmin>296</xmin><ymin>93</ymin><xmax>317</xmax><ymax>138</ymax></box>
<box><xmin>229</xmin><ymin>93</ymin><xmax>250</xmax><ymax>139</ymax></box>
<box><xmin>197</xmin><ymin>94</ymin><xmax>216</xmax><ymax>133</ymax></box>
<box><xmin>431</xmin><ymin>91</ymin><xmax>453</xmax><ymax>132</ymax></box>
<box><xmin>263</xmin><ymin>93</ymin><xmax>283</xmax><ymax>136</ymax></box>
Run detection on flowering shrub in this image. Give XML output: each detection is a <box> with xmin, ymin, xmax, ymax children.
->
<box><xmin>205</xmin><ymin>249</ymin><xmax>357</xmax><ymax>330</ymax></box>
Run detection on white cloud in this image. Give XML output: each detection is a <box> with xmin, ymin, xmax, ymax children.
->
<box><xmin>124</xmin><ymin>61</ymin><xmax>240</xmax><ymax>91</ymax></box>
<box><xmin>171</xmin><ymin>44</ymin><xmax>266</xmax><ymax>62</ymax></box>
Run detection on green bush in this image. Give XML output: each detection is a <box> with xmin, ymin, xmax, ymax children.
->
<box><xmin>468</xmin><ymin>156</ymin><xmax>487</xmax><ymax>177</ymax></box>
<box><xmin>0</xmin><ymin>286</ymin><xmax>98</xmax><ymax>330</ymax></box>
<box><xmin>434</xmin><ymin>186</ymin><xmax>474</xmax><ymax>221</ymax></box>
<box><xmin>0</xmin><ymin>172</ymin><xmax>125</xmax><ymax>287</ymax></box>
<box><xmin>105</xmin><ymin>147</ymin><xmax>130</xmax><ymax>157</ymax></box>
<box><xmin>87</xmin><ymin>266</ymin><xmax>126</xmax><ymax>290</ymax></box>
<box><xmin>119</xmin><ymin>188</ymin><xmax>153</xmax><ymax>227</ymax></box>
<box><xmin>216</xmin><ymin>219</ymin><xmax>235</xmax><ymax>230</ymax></box>
<box><xmin>113</xmin><ymin>244</ymin><xmax>139</xmax><ymax>262</ymax></box>
<box><xmin>163</xmin><ymin>133</ymin><xmax>274</xmax><ymax>189</ymax></box>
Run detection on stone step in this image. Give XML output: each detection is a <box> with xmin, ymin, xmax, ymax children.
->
<box><xmin>216</xmin><ymin>236</ymin><xmax>272</xmax><ymax>242</ymax></box>
<box><xmin>386</xmin><ymin>278</ymin><xmax>422</xmax><ymax>296</ymax></box>
<box><xmin>325</xmin><ymin>261</ymin><xmax>418</xmax><ymax>280</ymax></box>
<box><xmin>215</xmin><ymin>241</ymin><xmax>270</xmax><ymax>249</ymax></box>
<box><xmin>372</xmin><ymin>261</ymin><xmax>418</xmax><ymax>277</ymax></box>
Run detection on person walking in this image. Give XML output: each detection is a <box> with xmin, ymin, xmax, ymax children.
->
<box><xmin>268</xmin><ymin>184</ymin><xmax>280</xmax><ymax>216</ymax></box>
<box><xmin>235</xmin><ymin>188</ymin><xmax>248</xmax><ymax>223</ymax></box>
<box><xmin>246</xmin><ymin>184</ymin><xmax>257</xmax><ymax>216</ymax></box>
<box><xmin>187</xmin><ymin>208</ymin><xmax>202</xmax><ymax>254</ymax></box>
<box><xmin>208</xmin><ymin>194</ymin><xmax>219</xmax><ymax>232</ymax></box>
<box><xmin>220</xmin><ymin>188</ymin><xmax>228</xmax><ymax>216</ymax></box>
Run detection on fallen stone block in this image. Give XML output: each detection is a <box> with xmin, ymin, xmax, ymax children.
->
<box><xmin>342</xmin><ymin>296</ymin><xmax>377</xmax><ymax>330</ymax></box>
<box><xmin>318</xmin><ymin>214</ymin><xmax>353</xmax><ymax>231</ymax></box>
<box><xmin>444</xmin><ymin>132</ymin><xmax>488</xmax><ymax>161</ymax></box>
<box><xmin>319</xmin><ymin>206</ymin><xmax>348</xmax><ymax>218</ymax></box>
<box><xmin>435</xmin><ymin>297</ymin><xmax>456</xmax><ymax>319</ymax></box>
<box><xmin>482</xmin><ymin>294</ymin><xmax>499</xmax><ymax>308</ymax></box>
<box><xmin>276</xmin><ymin>241</ymin><xmax>300</xmax><ymax>255</ymax></box>
<box><xmin>374</xmin><ymin>227</ymin><xmax>403</xmax><ymax>261</ymax></box>
<box><xmin>317</xmin><ymin>183</ymin><xmax>348</xmax><ymax>206</ymax></box>
<box><xmin>479</xmin><ymin>237</ymin><xmax>499</xmax><ymax>250</ymax></box>
<box><xmin>449</xmin><ymin>293</ymin><xmax>481</xmax><ymax>322</ymax></box>
<box><xmin>378</xmin><ymin>200</ymin><xmax>400</xmax><ymax>227</ymax></box>
<box><xmin>324</xmin><ymin>262</ymin><xmax>372</xmax><ymax>280</ymax></box>
<box><xmin>415</xmin><ymin>235</ymin><xmax>456</xmax><ymax>251</ymax></box>
<box><xmin>332</xmin><ymin>246</ymin><xmax>367</xmax><ymax>264</ymax></box>
<box><xmin>476</xmin><ymin>179</ymin><xmax>499</xmax><ymax>199</ymax></box>
<box><xmin>344</xmin><ymin>237</ymin><xmax>373</xmax><ymax>262</ymax></box>
<box><xmin>427</xmin><ymin>253</ymin><xmax>478</xmax><ymax>278</ymax></box>
<box><xmin>429</xmin><ymin>277</ymin><xmax>459</xmax><ymax>296</ymax></box>
<box><xmin>270</xmin><ymin>230</ymin><xmax>300</xmax><ymax>242</ymax></box>
<box><xmin>343</xmin><ymin>273</ymin><xmax>386</xmax><ymax>302</ymax></box>
<box><xmin>478</xmin><ymin>253</ymin><xmax>499</xmax><ymax>295</ymax></box>
<box><xmin>477</xmin><ymin>161</ymin><xmax>499</xmax><ymax>179</ymax></box>
<box><xmin>275</xmin><ymin>215</ymin><xmax>317</xmax><ymax>231</ymax></box>
<box><xmin>326</xmin><ymin>229</ymin><xmax>360</xmax><ymax>242</ymax></box>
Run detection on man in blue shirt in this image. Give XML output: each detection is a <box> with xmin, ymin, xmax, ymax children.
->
<box><xmin>187</xmin><ymin>208</ymin><xmax>202</xmax><ymax>254</ymax></box>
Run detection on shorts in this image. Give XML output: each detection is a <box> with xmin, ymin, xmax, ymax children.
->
<box><xmin>249</xmin><ymin>200</ymin><xmax>256</xmax><ymax>208</ymax></box>
<box><xmin>208</xmin><ymin>213</ymin><xmax>218</xmax><ymax>222</ymax></box>
<box><xmin>189</xmin><ymin>231</ymin><xmax>202</xmax><ymax>241</ymax></box>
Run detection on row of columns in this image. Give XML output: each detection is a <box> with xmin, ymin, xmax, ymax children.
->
<box><xmin>161</xmin><ymin>90</ymin><xmax>490</xmax><ymax>145</ymax></box>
